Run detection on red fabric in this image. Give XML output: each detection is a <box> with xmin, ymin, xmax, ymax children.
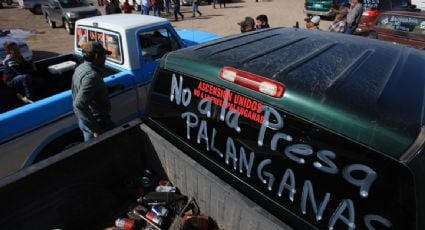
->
<box><xmin>122</xmin><ymin>2</ymin><xmax>133</xmax><ymax>13</ymax></box>
<box><xmin>2</xmin><ymin>73</ymin><xmax>11</xmax><ymax>83</ymax></box>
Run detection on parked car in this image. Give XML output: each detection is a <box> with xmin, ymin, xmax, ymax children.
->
<box><xmin>18</xmin><ymin>0</ymin><xmax>47</xmax><ymax>14</ymax></box>
<box><xmin>304</xmin><ymin>0</ymin><xmax>349</xmax><ymax>18</ymax></box>
<box><xmin>0</xmin><ymin>0</ymin><xmax>14</xmax><ymax>8</ymax></box>
<box><xmin>357</xmin><ymin>0</ymin><xmax>419</xmax><ymax>32</ymax></box>
<box><xmin>41</xmin><ymin>0</ymin><xmax>100</xmax><ymax>35</ymax></box>
<box><xmin>0</xmin><ymin>30</ymin><xmax>32</xmax><ymax>72</ymax></box>
<box><xmin>356</xmin><ymin>11</ymin><xmax>425</xmax><ymax>49</ymax></box>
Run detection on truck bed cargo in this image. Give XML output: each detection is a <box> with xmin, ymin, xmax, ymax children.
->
<box><xmin>0</xmin><ymin>120</ymin><xmax>290</xmax><ymax>229</ymax></box>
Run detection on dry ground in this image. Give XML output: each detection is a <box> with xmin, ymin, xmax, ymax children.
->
<box><xmin>0</xmin><ymin>0</ymin><xmax>332</xmax><ymax>60</ymax></box>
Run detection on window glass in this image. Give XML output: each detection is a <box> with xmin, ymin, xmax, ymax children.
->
<box><xmin>59</xmin><ymin>0</ymin><xmax>90</xmax><ymax>8</ymax></box>
<box><xmin>376</xmin><ymin>15</ymin><xmax>425</xmax><ymax>34</ymax></box>
<box><xmin>138</xmin><ymin>28</ymin><xmax>180</xmax><ymax>62</ymax></box>
<box><xmin>104</xmin><ymin>33</ymin><xmax>122</xmax><ymax>63</ymax></box>
<box><xmin>76</xmin><ymin>27</ymin><xmax>123</xmax><ymax>64</ymax></box>
<box><xmin>76</xmin><ymin>28</ymin><xmax>87</xmax><ymax>49</ymax></box>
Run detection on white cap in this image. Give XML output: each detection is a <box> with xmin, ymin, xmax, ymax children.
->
<box><xmin>310</xmin><ymin>16</ymin><xmax>320</xmax><ymax>25</ymax></box>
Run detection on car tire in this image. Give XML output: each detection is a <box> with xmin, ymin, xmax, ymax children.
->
<box><xmin>6</xmin><ymin>0</ymin><xmax>13</xmax><ymax>5</ymax></box>
<box><xmin>46</xmin><ymin>15</ymin><xmax>56</xmax><ymax>28</ymax></box>
<box><xmin>64</xmin><ymin>20</ymin><xmax>74</xmax><ymax>35</ymax></box>
<box><xmin>30</xmin><ymin>5</ymin><xmax>43</xmax><ymax>14</ymax></box>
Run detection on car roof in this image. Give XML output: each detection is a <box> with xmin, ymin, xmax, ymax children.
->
<box><xmin>76</xmin><ymin>14</ymin><xmax>168</xmax><ymax>33</ymax></box>
<box><xmin>164</xmin><ymin>27</ymin><xmax>425</xmax><ymax>159</ymax></box>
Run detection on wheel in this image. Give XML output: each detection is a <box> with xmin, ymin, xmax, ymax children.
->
<box><xmin>64</xmin><ymin>20</ymin><xmax>74</xmax><ymax>35</ymax></box>
<box><xmin>6</xmin><ymin>0</ymin><xmax>13</xmax><ymax>5</ymax></box>
<box><xmin>30</xmin><ymin>5</ymin><xmax>43</xmax><ymax>14</ymax></box>
<box><xmin>46</xmin><ymin>15</ymin><xmax>56</xmax><ymax>28</ymax></box>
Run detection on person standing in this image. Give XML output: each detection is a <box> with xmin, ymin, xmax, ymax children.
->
<box><xmin>72</xmin><ymin>41</ymin><xmax>115</xmax><ymax>142</ymax></box>
<box><xmin>141</xmin><ymin>0</ymin><xmax>151</xmax><ymax>15</ymax></box>
<box><xmin>192</xmin><ymin>0</ymin><xmax>202</xmax><ymax>17</ymax></box>
<box><xmin>2</xmin><ymin>41</ymin><xmax>35</xmax><ymax>104</ymax></box>
<box><xmin>329</xmin><ymin>8</ymin><xmax>348</xmax><ymax>33</ymax></box>
<box><xmin>238</xmin><ymin>17</ymin><xmax>255</xmax><ymax>33</ymax></box>
<box><xmin>219</xmin><ymin>0</ymin><xmax>225</xmax><ymax>8</ymax></box>
<box><xmin>213</xmin><ymin>0</ymin><xmax>217</xmax><ymax>8</ymax></box>
<box><xmin>121</xmin><ymin>0</ymin><xmax>134</xmax><ymax>13</ymax></box>
<box><xmin>151</xmin><ymin>0</ymin><xmax>160</xmax><ymax>16</ymax></box>
<box><xmin>304</xmin><ymin>15</ymin><xmax>321</xmax><ymax>30</ymax></box>
<box><xmin>255</xmin><ymin>14</ymin><xmax>270</xmax><ymax>29</ymax></box>
<box><xmin>345</xmin><ymin>0</ymin><xmax>363</xmax><ymax>34</ymax></box>
<box><xmin>164</xmin><ymin>0</ymin><xmax>170</xmax><ymax>14</ymax></box>
<box><xmin>173</xmin><ymin>0</ymin><xmax>184</xmax><ymax>21</ymax></box>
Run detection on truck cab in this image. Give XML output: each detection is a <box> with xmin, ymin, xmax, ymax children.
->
<box><xmin>0</xmin><ymin>14</ymin><xmax>219</xmax><ymax>179</ymax></box>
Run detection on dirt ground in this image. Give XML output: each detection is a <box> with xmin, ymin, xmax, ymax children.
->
<box><xmin>0</xmin><ymin>0</ymin><xmax>332</xmax><ymax>60</ymax></box>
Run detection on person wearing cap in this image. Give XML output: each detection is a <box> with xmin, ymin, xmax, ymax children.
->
<box><xmin>305</xmin><ymin>15</ymin><xmax>321</xmax><ymax>30</ymax></box>
<box><xmin>2</xmin><ymin>41</ymin><xmax>36</xmax><ymax>104</ymax></box>
<box><xmin>329</xmin><ymin>7</ymin><xmax>348</xmax><ymax>33</ymax></box>
<box><xmin>72</xmin><ymin>41</ymin><xmax>115</xmax><ymax>141</ymax></box>
<box><xmin>256</xmin><ymin>14</ymin><xmax>270</xmax><ymax>29</ymax></box>
<box><xmin>238</xmin><ymin>17</ymin><xmax>255</xmax><ymax>33</ymax></box>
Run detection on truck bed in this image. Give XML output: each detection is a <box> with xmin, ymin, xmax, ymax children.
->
<box><xmin>0</xmin><ymin>119</ymin><xmax>290</xmax><ymax>229</ymax></box>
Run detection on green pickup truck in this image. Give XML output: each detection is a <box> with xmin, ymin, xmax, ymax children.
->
<box><xmin>304</xmin><ymin>0</ymin><xmax>349</xmax><ymax>17</ymax></box>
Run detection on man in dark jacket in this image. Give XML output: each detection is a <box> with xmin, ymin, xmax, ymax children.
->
<box><xmin>71</xmin><ymin>41</ymin><xmax>114</xmax><ymax>141</ymax></box>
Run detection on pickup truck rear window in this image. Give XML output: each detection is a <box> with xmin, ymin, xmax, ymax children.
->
<box><xmin>76</xmin><ymin>27</ymin><xmax>123</xmax><ymax>64</ymax></box>
<box><xmin>376</xmin><ymin>14</ymin><xmax>425</xmax><ymax>34</ymax></box>
<box><xmin>148</xmin><ymin>69</ymin><xmax>416</xmax><ymax>230</ymax></box>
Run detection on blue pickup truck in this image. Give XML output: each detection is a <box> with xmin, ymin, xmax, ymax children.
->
<box><xmin>0</xmin><ymin>14</ymin><xmax>219</xmax><ymax>178</ymax></box>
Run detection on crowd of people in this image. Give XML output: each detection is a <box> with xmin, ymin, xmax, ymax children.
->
<box><xmin>238</xmin><ymin>0</ymin><xmax>364</xmax><ymax>35</ymax></box>
<box><xmin>304</xmin><ymin>0</ymin><xmax>364</xmax><ymax>34</ymax></box>
<box><xmin>101</xmin><ymin>0</ymin><xmax>264</xmax><ymax>21</ymax></box>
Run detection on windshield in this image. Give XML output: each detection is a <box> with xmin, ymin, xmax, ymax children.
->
<box><xmin>59</xmin><ymin>0</ymin><xmax>90</xmax><ymax>8</ymax></box>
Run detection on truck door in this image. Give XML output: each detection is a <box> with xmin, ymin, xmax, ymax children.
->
<box><xmin>138</xmin><ymin>27</ymin><xmax>181</xmax><ymax>81</ymax></box>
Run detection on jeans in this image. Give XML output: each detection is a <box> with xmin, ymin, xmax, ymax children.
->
<box><xmin>78</xmin><ymin>119</ymin><xmax>94</xmax><ymax>142</ymax></box>
<box><xmin>142</xmin><ymin>5</ymin><xmax>150</xmax><ymax>15</ymax></box>
<box><xmin>165</xmin><ymin>0</ymin><xmax>170</xmax><ymax>13</ymax></box>
<box><xmin>152</xmin><ymin>5</ymin><xmax>160</xmax><ymax>16</ymax></box>
<box><xmin>192</xmin><ymin>3</ymin><xmax>200</xmax><ymax>16</ymax></box>
<box><xmin>345</xmin><ymin>26</ymin><xmax>356</xmax><ymax>35</ymax></box>
<box><xmin>174</xmin><ymin>4</ymin><xmax>183</xmax><ymax>20</ymax></box>
<box><xmin>5</xmin><ymin>74</ymin><xmax>33</xmax><ymax>99</ymax></box>
<box><xmin>78</xmin><ymin>115</ymin><xmax>114</xmax><ymax>142</ymax></box>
